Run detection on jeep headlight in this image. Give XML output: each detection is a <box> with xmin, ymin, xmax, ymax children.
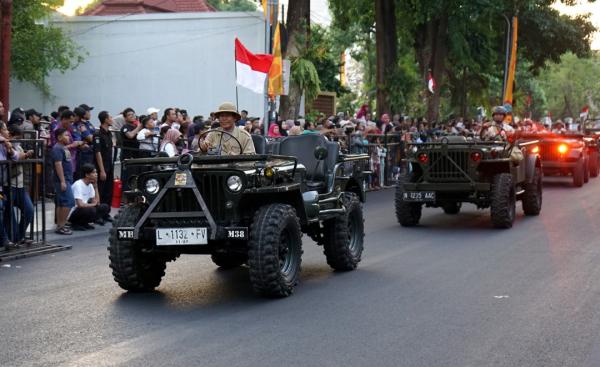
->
<box><xmin>227</xmin><ymin>175</ymin><xmax>243</xmax><ymax>192</ymax></box>
<box><xmin>144</xmin><ymin>178</ymin><xmax>160</xmax><ymax>195</ymax></box>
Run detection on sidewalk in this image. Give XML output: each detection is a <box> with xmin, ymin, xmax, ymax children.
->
<box><xmin>0</xmin><ymin>199</ymin><xmax>117</xmax><ymax>262</ymax></box>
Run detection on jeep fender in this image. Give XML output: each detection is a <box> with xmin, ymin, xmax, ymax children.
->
<box><xmin>240</xmin><ymin>191</ymin><xmax>308</xmax><ymax>225</ymax></box>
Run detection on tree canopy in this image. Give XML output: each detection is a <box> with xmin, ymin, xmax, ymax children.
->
<box><xmin>328</xmin><ymin>0</ymin><xmax>597</xmax><ymax>121</ymax></box>
<box><xmin>12</xmin><ymin>0</ymin><xmax>84</xmax><ymax>97</ymax></box>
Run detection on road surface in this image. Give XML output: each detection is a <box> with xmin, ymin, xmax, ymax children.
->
<box><xmin>2</xmin><ymin>177</ymin><xmax>600</xmax><ymax>367</ymax></box>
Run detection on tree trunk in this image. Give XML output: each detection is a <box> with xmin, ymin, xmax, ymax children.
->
<box><xmin>426</xmin><ymin>15</ymin><xmax>448</xmax><ymax>123</ymax></box>
<box><xmin>563</xmin><ymin>94</ymin><xmax>573</xmax><ymax>119</ymax></box>
<box><xmin>279</xmin><ymin>0</ymin><xmax>310</xmax><ymax>120</ymax></box>
<box><xmin>375</xmin><ymin>0</ymin><xmax>397</xmax><ymax>117</ymax></box>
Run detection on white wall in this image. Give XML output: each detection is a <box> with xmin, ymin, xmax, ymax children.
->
<box><xmin>10</xmin><ymin>12</ymin><xmax>267</xmax><ymax>121</ymax></box>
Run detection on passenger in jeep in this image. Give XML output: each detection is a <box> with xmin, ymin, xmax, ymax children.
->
<box><xmin>198</xmin><ymin>102</ymin><xmax>255</xmax><ymax>155</ymax></box>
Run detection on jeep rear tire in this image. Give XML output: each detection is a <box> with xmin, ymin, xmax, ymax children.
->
<box><xmin>321</xmin><ymin>193</ymin><xmax>364</xmax><ymax>271</ymax></box>
<box><xmin>584</xmin><ymin>158</ymin><xmax>590</xmax><ymax>183</ymax></box>
<box><xmin>211</xmin><ymin>253</ymin><xmax>247</xmax><ymax>269</ymax></box>
<box><xmin>395</xmin><ymin>175</ymin><xmax>422</xmax><ymax>227</ymax></box>
<box><xmin>573</xmin><ymin>159</ymin><xmax>584</xmax><ymax>187</ymax></box>
<box><xmin>522</xmin><ymin>166</ymin><xmax>542</xmax><ymax>216</ymax></box>
<box><xmin>490</xmin><ymin>173</ymin><xmax>516</xmax><ymax>229</ymax></box>
<box><xmin>248</xmin><ymin>204</ymin><xmax>302</xmax><ymax>297</ymax></box>
<box><xmin>108</xmin><ymin>205</ymin><xmax>168</xmax><ymax>292</ymax></box>
<box><xmin>442</xmin><ymin>202</ymin><xmax>461</xmax><ymax>215</ymax></box>
<box><xmin>590</xmin><ymin>151</ymin><xmax>599</xmax><ymax>177</ymax></box>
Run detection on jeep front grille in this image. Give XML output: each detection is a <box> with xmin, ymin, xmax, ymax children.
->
<box><xmin>154</xmin><ymin>174</ymin><xmax>226</xmax><ymax>220</ymax></box>
<box><xmin>426</xmin><ymin>151</ymin><xmax>471</xmax><ymax>182</ymax></box>
<box><xmin>539</xmin><ymin>143</ymin><xmax>561</xmax><ymax>162</ymax></box>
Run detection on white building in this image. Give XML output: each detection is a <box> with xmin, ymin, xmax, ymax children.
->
<box><xmin>10</xmin><ymin>12</ymin><xmax>267</xmax><ymax>120</ymax></box>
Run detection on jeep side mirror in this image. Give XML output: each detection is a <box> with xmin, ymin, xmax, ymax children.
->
<box><xmin>314</xmin><ymin>146</ymin><xmax>328</xmax><ymax>161</ymax></box>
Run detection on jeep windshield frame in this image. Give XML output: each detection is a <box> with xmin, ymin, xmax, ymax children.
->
<box><xmin>122</xmin><ymin>154</ymin><xmax>298</xmax><ymax>175</ymax></box>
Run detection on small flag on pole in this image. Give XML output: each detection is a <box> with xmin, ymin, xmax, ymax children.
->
<box><xmin>235</xmin><ymin>38</ymin><xmax>274</xmax><ymax>94</ymax></box>
<box><xmin>427</xmin><ymin>72</ymin><xmax>436</xmax><ymax>94</ymax></box>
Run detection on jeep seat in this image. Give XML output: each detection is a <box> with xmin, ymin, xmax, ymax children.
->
<box><xmin>279</xmin><ymin>134</ymin><xmax>338</xmax><ymax>192</ymax></box>
<box><xmin>251</xmin><ymin>134</ymin><xmax>268</xmax><ymax>154</ymax></box>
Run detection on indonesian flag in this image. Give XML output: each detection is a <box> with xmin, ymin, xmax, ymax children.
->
<box><xmin>581</xmin><ymin>105</ymin><xmax>590</xmax><ymax>119</ymax></box>
<box><xmin>235</xmin><ymin>38</ymin><xmax>273</xmax><ymax>94</ymax></box>
<box><xmin>427</xmin><ymin>72</ymin><xmax>436</xmax><ymax>94</ymax></box>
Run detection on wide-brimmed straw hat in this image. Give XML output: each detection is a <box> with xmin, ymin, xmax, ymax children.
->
<box><xmin>213</xmin><ymin>102</ymin><xmax>241</xmax><ymax>120</ymax></box>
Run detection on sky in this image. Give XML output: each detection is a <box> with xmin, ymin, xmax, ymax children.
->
<box><xmin>552</xmin><ymin>1</ymin><xmax>600</xmax><ymax>50</ymax></box>
<box><xmin>56</xmin><ymin>0</ymin><xmax>596</xmax><ymax>49</ymax></box>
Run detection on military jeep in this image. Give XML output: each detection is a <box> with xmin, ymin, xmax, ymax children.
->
<box><xmin>109</xmin><ymin>133</ymin><xmax>369</xmax><ymax>297</ymax></box>
<box><xmin>395</xmin><ymin>136</ymin><xmax>542</xmax><ymax>229</ymax></box>
<box><xmin>524</xmin><ymin>132</ymin><xmax>591</xmax><ymax>187</ymax></box>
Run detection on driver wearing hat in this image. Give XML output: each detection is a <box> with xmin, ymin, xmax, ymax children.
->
<box><xmin>199</xmin><ymin>102</ymin><xmax>255</xmax><ymax>155</ymax></box>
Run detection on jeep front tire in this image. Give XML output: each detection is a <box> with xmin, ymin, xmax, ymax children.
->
<box><xmin>108</xmin><ymin>205</ymin><xmax>168</xmax><ymax>292</ymax></box>
<box><xmin>247</xmin><ymin>204</ymin><xmax>303</xmax><ymax>297</ymax></box>
<box><xmin>522</xmin><ymin>166</ymin><xmax>542</xmax><ymax>216</ymax></box>
<box><xmin>573</xmin><ymin>159</ymin><xmax>585</xmax><ymax>187</ymax></box>
<box><xmin>490</xmin><ymin>173</ymin><xmax>516</xmax><ymax>229</ymax></box>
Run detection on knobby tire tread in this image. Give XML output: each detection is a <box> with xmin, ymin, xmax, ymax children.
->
<box><xmin>321</xmin><ymin>193</ymin><xmax>364</xmax><ymax>271</ymax></box>
<box><xmin>247</xmin><ymin>204</ymin><xmax>302</xmax><ymax>297</ymax></box>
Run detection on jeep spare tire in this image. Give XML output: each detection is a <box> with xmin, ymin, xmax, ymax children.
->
<box><xmin>395</xmin><ymin>174</ymin><xmax>422</xmax><ymax>227</ymax></box>
<box><xmin>442</xmin><ymin>202</ymin><xmax>461</xmax><ymax>215</ymax></box>
<box><xmin>247</xmin><ymin>203</ymin><xmax>303</xmax><ymax>297</ymax></box>
<box><xmin>211</xmin><ymin>253</ymin><xmax>247</xmax><ymax>269</ymax></box>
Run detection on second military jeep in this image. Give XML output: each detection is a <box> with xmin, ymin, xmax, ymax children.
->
<box><xmin>109</xmin><ymin>133</ymin><xmax>369</xmax><ymax>297</ymax></box>
<box><xmin>395</xmin><ymin>136</ymin><xmax>542</xmax><ymax>229</ymax></box>
<box><xmin>525</xmin><ymin>132</ymin><xmax>592</xmax><ymax>187</ymax></box>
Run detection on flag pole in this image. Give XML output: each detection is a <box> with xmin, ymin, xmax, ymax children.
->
<box><xmin>234</xmin><ymin>40</ymin><xmax>239</xmax><ymax>113</ymax></box>
<box><xmin>263</xmin><ymin>1</ymin><xmax>271</xmax><ymax>136</ymax></box>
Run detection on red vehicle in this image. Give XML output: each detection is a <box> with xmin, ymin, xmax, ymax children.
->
<box><xmin>523</xmin><ymin>132</ymin><xmax>590</xmax><ymax>187</ymax></box>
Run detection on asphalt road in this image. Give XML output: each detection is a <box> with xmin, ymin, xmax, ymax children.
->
<box><xmin>3</xmin><ymin>177</ymin><xmax>600</xmax><ymax>367</ymax></box>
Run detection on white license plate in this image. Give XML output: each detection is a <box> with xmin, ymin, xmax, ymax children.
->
<box><xmin>403</xmin><ymin>191</ymin><xmax>436</xmax><ymax>202</ymax></box>
<box><xmin>156</xmin><ymin>228</ymin><xmax>208</xmax><ymax>246</ymax></box>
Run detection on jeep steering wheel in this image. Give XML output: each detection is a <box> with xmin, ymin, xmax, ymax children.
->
<box><xmin>198</xmin><ymin>129</ymin><xmax>244</xmax><ymax>155</ymax></box>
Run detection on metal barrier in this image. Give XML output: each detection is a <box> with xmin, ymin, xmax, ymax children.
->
<box><xmin>0</xmin><ymin>139</ymin><xmax>47</xmax><ymax>246</ymax></box>
<box><xmin>344</xmin><ymin>133</ymin><xmax>404</xmax><ymax>188</ymax></box>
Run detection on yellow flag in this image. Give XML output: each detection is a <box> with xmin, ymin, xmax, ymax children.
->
<box><xmin>268</xmin><ymin>23</ymin><xmax>283</xmax><ymax>96</ymax></box>
<box><xmin>262</xmin><ymin>0</ymin><xmax>277</xmax><ymax>25</ymax></box>
<box><xmin>503</xmin><ymin>17</ymin><xmax>518</xmax><ymax>107</ymax></box>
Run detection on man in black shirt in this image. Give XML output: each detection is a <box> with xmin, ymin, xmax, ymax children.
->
<box><xmin>93</xmin><ymin>111</ymin><xmax>114</xmax><ymax>222</ymax></box>
<box><xmin>119</xmin><ymin>108</ymin><xmax>142</xmax><ymax>195</ymax></box>
<box><xmin>119</xmin><ymin>108</ymin><xmax>141</xmax><ymax>161</ymax></box>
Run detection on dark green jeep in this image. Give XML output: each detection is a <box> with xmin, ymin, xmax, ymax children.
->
<box><xmin>395</xmin><ymin>136</ymin><xmax>543</xmax><ymax>229</ymax></box>
<box><xmin>109</xmin><ymin>133</ymin><xmax>369</xmax><ymax>297</ymax></box>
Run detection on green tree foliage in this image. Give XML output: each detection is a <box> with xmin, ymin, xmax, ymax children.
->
<box><xmin>304</xmin><ymin>25</ymin><xmax>349</xmax><ymax>96</ymax></box>
<box><xmin>537</xmin><ymin>51</ymin><xmax>600</xmax><ymax>119</ymax></box>
<box><xmin>207</xmin><ymin>0</ymin><xmax>258</xmax><ymax>11</ymax></box>
<box><xmin>330</xmin><ymin>0</ymin><xmax>597</xmax><ymax>120</ymax></box>
<box><xmin>12</xmin><ymin>0</ymin><xmax>84</xmax><ymax>97</ymax></box>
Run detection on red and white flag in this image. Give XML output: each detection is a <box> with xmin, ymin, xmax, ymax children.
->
<box><xmin>235</xmin><ymin>38</ymin><xmax>273</xmax><ymax>94</ymax></box>
<box><xmin>427</xmin><ymin>72</ymin><xmax>436</xmax><ymax>94</ymax></box>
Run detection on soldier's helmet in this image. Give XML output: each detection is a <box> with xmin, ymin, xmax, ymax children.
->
<box><xmin>492</xmin><ymin>106</ymin><xmax>507</xmax><ymax>116</ymax></box>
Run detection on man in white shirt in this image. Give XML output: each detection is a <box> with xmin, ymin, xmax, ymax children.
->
<box><xmin>68</xmin><ymin>163</ymin><xmax>110</xmax><ymax>230</ymax></box>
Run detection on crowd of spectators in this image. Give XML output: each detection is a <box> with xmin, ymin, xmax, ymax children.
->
<box><xmin>0</xmin><ymin>100</ymin><xmax>574</xmax><ymax>245</ymax></box>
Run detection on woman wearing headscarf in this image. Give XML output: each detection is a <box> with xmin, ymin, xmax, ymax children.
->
<box><xmin>159</xmin><ymin>128</ymin><xmax>182</xmax><ymax>157</ymax></box>
<box><xmin>268</xmin><ymin>123</ymin><xmax>282</xmax><ymax>138</ymax></box>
